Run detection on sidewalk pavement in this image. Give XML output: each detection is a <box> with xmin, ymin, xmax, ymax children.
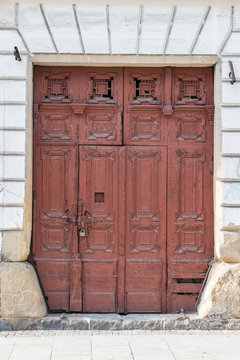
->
<box><xmin>0</xmin><ymin>330</ymin><xmax>240</xmax><ymax>360</ymax></box>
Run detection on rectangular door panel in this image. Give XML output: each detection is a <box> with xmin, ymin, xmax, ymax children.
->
<box><xmin>79</xmin><ymin>146</ymin><xmax>125</xmax><ymax>312</ymax></box>
<box><xmin>33</xmin><ymin>144</ymin><xmax>78</xmax><ymax>258</ymax></box>
<box><xmin>125</xmin><ymin>146</ymin><xmax>167</xmax><ymax>312</ymax></box>
<box><xmin>124</xmin><ymin>68</ymin><xmax>167</xmax><ymax>146</ymax></box>
<box><xmin>36</xmin><ymin>260</ymin><xmax>70</xmax><ymax>311</ymax></box>
<box><xmin>167</xmin><ymin>144</ymin><xmax>213</xmax><ymax>312</ymax></box>
<box><xmin>33</xmin><ymin>143</ymin><xmax>78</xmax><ymax>311</ymax></box>
<box><xmin>78</xmin><ymin>68</ymin><xmax>123</xmax><ymax>145</ymax></box>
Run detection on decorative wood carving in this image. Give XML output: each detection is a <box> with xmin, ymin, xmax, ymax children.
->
<box><xmin>87</xmin><ymin>72</ymin><xmax>118</xmax><ymax>104</ymax></box>
<box><xmin>175</xmin><ymin>150</ymin><xmax>206</xmax><ymax>221</ymax></box>
<box><xmin>175</xmin><ymin>224</ymin><xmax>205</xmax><ymax>254</ymax></box>
<box><xmin>34</xmin><ymin>146</ymin><xmax>77</xmax><ymax>256</ymax></box>
<box><xmin>42</xmin><ymin>72</ymin><xmax>72</xmax><ymax>103</ymax></box>
<box><xmin>128</xmin><ymin>73</ymin><xmax>162</xmax><ymax>104</ymax></box>
<box><xmin>39</xmin><ymin>113</ymin><xmax>73</xmax><ymax>141</ymax></box>
<box><xmin>86</xmin><ymin>113</ymin><xmax>117</xmax><ymax>141</ymax></box>
<box><xmin>175</xmin><ymin>74</ymin><xmax>206</xmax><ymax>105</ymax></box>
<box><xmin>175</xmin><ymin>113</ymin><xmax>206</xmax><ymax>141</ymax></box>
<box><xmin>129</xmin><ymin>113</ymin><xmax>161</xmax><ymax>141</ymax></box>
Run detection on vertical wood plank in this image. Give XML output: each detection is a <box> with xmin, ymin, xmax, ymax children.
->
<box><xmin>70</xmin><ymin>255</ymin><xmax>82</xmax><ymax>311</ymax></box>
<box><xmin>118</xmin><ymin>146</ymin><xmax>126</xmax><ymax>313</ymax></box>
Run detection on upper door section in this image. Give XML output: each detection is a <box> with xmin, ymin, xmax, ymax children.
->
<box><xmin>123</xmin><ymin>68</ymin><xmax>166</xmax><ymax>146</ymax></box>
<box><xmin>34</xmin><ymin>66</ymin><xmax>123</xmax><ymax>145</ymax></box>
<box><xmin>123</xmin><ymin>67</ymin><xmax>213</xmax><ymax>146</ymax></box>
<box><xmin>34</xmin><ymin>66</ymin><xmax>213</xmax><ymax>146</ymax></box>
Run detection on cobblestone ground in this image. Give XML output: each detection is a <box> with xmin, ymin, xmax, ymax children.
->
<box><xmin>0</xmin><ymin>330</ymin><xmax>240</xmax><ymax>360</ymax></box>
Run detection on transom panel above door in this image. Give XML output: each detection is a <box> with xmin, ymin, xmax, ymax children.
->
<box><xmin>33</xmin><ymin>66</ymin><xmax>214</xmax><ymax>313</ymax></box>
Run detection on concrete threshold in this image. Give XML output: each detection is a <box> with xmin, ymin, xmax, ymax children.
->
<box><xmin>1</xmin><ymin>313</ymin><xmax>240</xmax><ymax>331</ymax></box>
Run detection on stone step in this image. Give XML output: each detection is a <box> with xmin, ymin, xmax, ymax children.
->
<box><xmin>1</xmin><ymin>313</ymin><xmax>240</xmax><ymax>331</ymax></box>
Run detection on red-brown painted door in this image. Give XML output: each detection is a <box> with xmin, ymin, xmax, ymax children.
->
<box><xmin>33</xmin><ymin>66</ymin><xmax>213</xmax><ymax>313</ymax></box>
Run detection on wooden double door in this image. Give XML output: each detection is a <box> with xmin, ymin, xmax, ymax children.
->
<box><xmin>33</xmin><ymin>67</ymin><xmax>214</xmax><ymax>313</ymax></box>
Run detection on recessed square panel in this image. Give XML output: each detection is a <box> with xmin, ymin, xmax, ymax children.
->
<box><xmin>184</xmin><ymin>84</ymin><xmax>196</xmax><ymax>96</ymax></box>
<box><xmin>51</xmin><ymin>82</ymin><xmax>63</xmax><ymax>94</ymax></box>
<box><xmin>95</xmin><ymin>192</ymin><xmax>104</xmax><ymax>202</ymax></box>
<box><xmin>139</xmin><ymin>82</ymin><xmax>152</xmax><ymax>95</ymax></box>
<box><xmin>96</xmin><ymin>82</ymin><xmax>108</xmax><ymax>95</ymax></box>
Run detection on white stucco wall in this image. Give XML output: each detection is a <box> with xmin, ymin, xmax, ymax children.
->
<box><xmin>0</xmin><ymin>54</ymin><xmax>27</xmax><ymax>242</ymax></box>
<box><xmin>0</xmin><ymin>1</ymin><xmax>240</xmax><ymax>263</ymax></box>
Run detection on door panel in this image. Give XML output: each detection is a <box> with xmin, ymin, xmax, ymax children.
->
<box><xmin>78</xmin><ymin>68</ymin><xmax>123</xmax><ymax>145</ymax></box>
<box><xmin>33</xmin><ymin>144</ymin><xmax>78</xmax><ymax>257</ymax></box>
<box><xmin>78</xmin><ymin>146</ymin><xmax>124</xmax><ymax>312</ymax></box>
<box><xmin>167</xmin><ymin>68</ymin><xmax>214</xmax><ymax>312</ymax></box>
<box><xmin>123</xmin><ymin>68</ymin><xmax>167</xmax><ymax>146</ymax></box>
<box><xmin>125</xmin><ymin>146</ymin><xmax>167</xmax><ymax>312</ymax></box>
<box><xmin>172</xmin><ymin>67</ymin><xmax>213</xmax><ymax>106</ymax></box>
<box><xmin>33</xmin><ymin>143</ymin><xmax>78</xmax><ymax>310</ymax></box>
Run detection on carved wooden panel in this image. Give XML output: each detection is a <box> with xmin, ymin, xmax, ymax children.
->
<box><xmin>86</xmin><ymin>112</ymin><xmax>117</xmax><ymax>140</ymax></box>
<box><xmin>175</xmin><ymin>224</ymin><xmax>205</xmax><ymax>254</ymax></box>
<box><xmin>76</xmin><ymin>68</ymin><xmax>123</xmax><ymax>145</ymax></box>
<box><xmin>125</xmin><ymin>146</ymin><xmax>167</xmax><ymax>312</ymax></box>
<box><xmin>41</xmin><ymin>72</ymin><xmax>72</xmax><ymax>103</ymax></box>
<box><xmin>173</xmin><ymin>68</ymin><xmax>213</xmax><ymax>105</ymax></box>
<box><xmin>79</xmin><ymin>106</ymin><xmax>122</xmax><ymax>145</ymax></box>
<box><xmin>175</xmin><ymin>150</ymin><xmax>205</xmax><ymax>221</ymax></box>
<box><xmin>175</xmin><ymin>113</ymin><xmax>206</xmax><ymax>142</ymax></box>
<box><xmin>87</xmin><ymin>72</ymin><xmax>119</xmax><ymax>104</ymax></box>
<box><xmin>124</xmin><ymin>107</ymin><xmax>167</xmax><ymax>145</ymax></box>
<box><xmin>124</xmin><ymin>68</ymin><xmax>166</xmax><ymax>146</ymax></box>
<box><xmin>127</xmin><ymin>73</ymin><xmax>162</xmax><ymax>105</ymax></box>
<box><xmin>37</xmin><ymin>112</ymin><xmax>74</xmax><ymax>141</ymax></box>
<box><xmin>128</xmin><ymin>112</ymin><xmax>161</xmax><ymax>141</ymax></box>
<box><xmin>33</xmin><ymin>145</ymin><xmax>77</xmax><ymax>256</ymax></box>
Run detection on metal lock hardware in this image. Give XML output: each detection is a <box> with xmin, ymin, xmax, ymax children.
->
<box><xmin>79</xmin><ymin>228</ymin><xmax>86</xmax><ymax>237</ymax></box>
